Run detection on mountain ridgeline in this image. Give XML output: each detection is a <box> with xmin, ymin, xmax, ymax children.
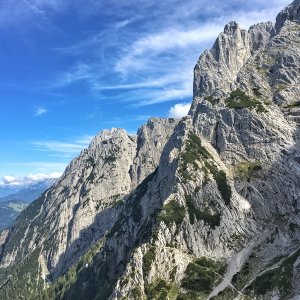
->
<box><xmin>1</xmin><ymin>1</ymin><xmax>300</xmax><ymax>299</ymax></box>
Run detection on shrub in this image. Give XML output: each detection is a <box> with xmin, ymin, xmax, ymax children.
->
<box><xmin>104</xmin><ymin>154</ymin><xmax>116</xmax><ymax>164</ymax></box>
<box><xmin>205</xmin><ymin>96</ymin><xmax>220</xmax><ymax>106</ymax></box>
<box><xmin>158</xmin><ymin>200</ymin><xmax>186</xmax><ymax>228</ymax></box>
<box><xmin>205</xmin><ymin>162</ymin><xmax>231</xmax><ymax>205</ymax></box>
<box><xmin>214</xmin><ymin>170</ymin><xmax>232</xmax><ymax>205</ymax></box>
<box><xmin>186</xmin><ymin>196</ymin><xmax>221</xmax><ymax>228</ymax></box>
<box><xmin>235</xmin><ymin>161</ymin><xmax>262</xmax><ymax>180</ymax></box>
<box><xmin>248</xmin><ymin>249</ymin><xmax>300</xmax><ymax>297</ymax></box>
<box><xmin>145</xmin><ymin>279</ymin><xmax>179</xmax><ymax>300</ymax></box>
<box><xmin>143</xmin><ymin>246</ymin><xmax>156</xmax><ymax>277</ymax></box>
<box><xmin>181</xmin><ymin>133</ymin><xmax>211</xmax><ymax>167</ymax></box>
<box><xmin>181</xmin><ymin>257</ymin><xmax>225</xmax><ymax>295</ymax></box>
<box><xmin>284</xmin><ymin>101</ymin><xmax>300</xmax><ymax>108</ymax></box>
<box><xmin>225</xmin><ymin>89</ymin><xmax>266</xmax><ymax>112</ymax></box>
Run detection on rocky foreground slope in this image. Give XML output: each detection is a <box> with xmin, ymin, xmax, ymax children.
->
<box><xmin>1</xmin><ymin>1</ymin><xmax>300</xmax><ymax>299</ymax></box>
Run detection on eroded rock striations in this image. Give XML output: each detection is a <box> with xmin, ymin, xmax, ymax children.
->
<box><xmin>1</xmin><ymin>1</ymin><xmax>300</xmax><ymax>299</ymax></box>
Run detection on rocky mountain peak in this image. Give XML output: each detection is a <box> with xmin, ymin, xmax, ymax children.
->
<box><xmin>223</xmin><ymin>21</ymin><xmax>240</xmax><ymax>34</ymax></box>
<box><xmin>1</xmin><ymin>2</ymin><xmax>300</xmax><ymax>300</ymax></box>
<box><xmin>193</xmin><ymin>21</ymin><xmax>250</xmax><ymax>99</ymax></box>
<box><xmin>276</xmin><ymin>0</ymin><xmax>300</xmax><ymax>31</ymax></box>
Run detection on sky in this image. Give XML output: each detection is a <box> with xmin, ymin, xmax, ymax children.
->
<box><xmin>0</xmin><ymin>0</ymin><xmax>292</xmax><ymax>184</ymax></box>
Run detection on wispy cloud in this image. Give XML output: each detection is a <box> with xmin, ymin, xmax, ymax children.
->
<box><xmin>114</xmin><ymin>24</ymin><xmax>221</xmax><ymax>76</ymax></box>
<box><xmin>34</xmin><ymin>106</ymin><xmax>48</xmax><ymax>116</ymax></box>
<box><xmin>103</xmin><ymin>114</ymin><xmax>152</xmax><ymax>125</ymax></box>
<box><xmin>12</xmin><ymin>0</ymin><xmax>291</xmax><ymax>109</ymax></box>
<box><xmin>32</xmin><ymin>134</ymin><xmax>93</xmax><ymax>157</ymax></box>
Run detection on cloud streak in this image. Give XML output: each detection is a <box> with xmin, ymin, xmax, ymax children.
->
<box><xmin>44</xmin><ymin>1</ymin><xmax>291</xmax><ymax>108</ymax></box>
<box><xmin>35</xmin><ymin>106</ymin><xmax>48</xmax><ymax>116</ymax></box>
<box><xmin>32</xmin><ymin>134</ymin><xmax>93</xmax><ymax>157</ymax></box>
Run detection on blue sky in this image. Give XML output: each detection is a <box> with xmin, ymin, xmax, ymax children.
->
<box><xmin>0</xmin><ymin>0</ymin><xmax>291</xmax><ymax>183</ymax></box>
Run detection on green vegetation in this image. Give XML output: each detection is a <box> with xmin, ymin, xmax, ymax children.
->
<box><xmin>284</xmin><ymin>101</ymin><xmax>300</xmax><ymax>108</ymax></box>
<box><xmin>143</xmin><ymin>246</ymin><xmax>156</xmax><ymax>277</ymax></box>
<box><xmin>247</xmin><ymin>249</ymin><xmax>300</xmax><ymax>297</ymax></box>
<box><xmin>145</xmin><ymin>279</ymin><xmax>179</xmax><ymax>300</ymax></box>
<box><xmin>112</xmin><ymin>199</ymin><xmax>124</xmax><ymax>208</ymax></box>
<box><xmin>205</xmin><ymin>162</ymin><xmax>231</xmax><ymax>206</ymax></box>
<box><xmin>275</xmin><ymin>83</ymin><xmax>287</xmax><ymax>93</ymax></box>
<box><xmin>104</xmin><ymin>154</ymin><xmax>117</xmax><ymax>164</ymax></box>
<box><xmin>225</xmin><ymin>89</ymin><xmax>267</xmax><ymax>112</ymax></box>
<box><xmin>211</xmin><ymin>287</ymin><xmax>238</xmax><ymax>300</ymax></box>
<box><xmin>181</xmin><ymin>133</ymin><xmax>211</xmax><ymax>167</ymax></box>
<box><xmin>158</xmin><ymin>200</ymin><xmax>186</xmax><ymax>228</ymax></box>
<box><xmin>214</xmin><ymin>170</ymin><xmax>231</xmax><ymax>206</ymax></box>
<box><xmin>186</xmin><ymin>196</ymin><xmax>221</xmax><ymax>228</ymax></box>
<box><xmin>231</xmin><ymin>259</ymin><xmax>252</xmax><ymax>289</ymax></box>
<box><xmin>205</xmin><ymin>96</ymin><xmax>220</xmax><ymax>106</ymax></box>
<box><xmin>235</xmin><ymin>161</ymin><xmax>262</xmax><ymax>180</ymax></box>
<box><xmin>131</xmin><ymin>287</ymin><xmax>143</xmax><ymax>299</ymax></box>
<box><xmin>41</xmin><ymin>238</ymin><xmax>108</xmax><ymax>300</ymax></box>
<box><xmin>181</xmin><ymin>257</ymin><xmax>226</xmax><ymax>297</ymax></box>
<box><xmin>86</xmin><ymin>156</ymin><xmax>95</xmax><ymax>166</ymax></box>
<box><xmin>87</xmin><ymin>171</ymin><xmax>96</xmax><ymax>182</ymax></box>
<box><xmin>180</xmin><ymin>132</ymin><xmax>212</xmax><ymax>182</ymax></box>
<box><xmin>177</xmin><ymin>291</ymin><xmax>201</xmax><ymax>300</ymax></box>
<box><xmin>180</xmin><ymin>132</ymin><xmax>232</xmax><ymax>205</ymax></box>
<box><xmin>1</xmin><ymin>248</ymin><xmax>43</xmax><ymax>299</ymax></box>
<box><xmin>252</xmin><ymin>87</ymin><xmax>263</xmax><ymax>97</ymax></box>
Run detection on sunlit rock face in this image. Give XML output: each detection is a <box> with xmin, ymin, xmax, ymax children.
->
<box><xmin>1</xmin><ymin>1</ymin><xmax>300</xmax><ymax>300</ymax></box>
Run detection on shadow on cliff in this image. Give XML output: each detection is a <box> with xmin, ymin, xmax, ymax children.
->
<box><xmin>44</xmin><ymin>121</ymin><xmax>183</xmax><ymax>300</ymax></box>
<box><xmin>44</xmin><ymin>168</ymin><xmax>166</xmax><ymax>300</ymax></box>
<box><xmin>40</xmin><ymin>108</ymin><xmax>300</xmax><ymax>300</ymax></box>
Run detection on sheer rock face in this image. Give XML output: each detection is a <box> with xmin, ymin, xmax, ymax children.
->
<box><xmin>276</xmin><ymin>0</ymin><xmax>300</xmax><ymax>31</ymax></box>
<box><xmin>0</xmin><ymin>119</ymin><xmax>177</xmax><ymax>281</ymax></box>
<box><xmin>0</xmin><ymin>230</ymin><xmax>9</xmax><ymax>257</ymax></box>
<box><xmin>1</xmin><ymin>1</ymin><xmax>300</xmax><ymax>300</ymax></box>
<box><xmin>193</xmin><ymin>21</ymin><xmax>274</xmax><ymax>100</ymax></box>
<box><xmin>129</xmin><ymin>117</ymin><xmax>178</xmax><ymax>189</ymax></box>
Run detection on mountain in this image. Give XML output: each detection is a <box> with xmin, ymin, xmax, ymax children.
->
<box><xmin>0</xmin><ymin>179</ymin><xmax>56</xmax><ymax>203</ymax></box>
<box><xmin>0</xmin><ymin>179</ymin><xmax>56</xmax><ymax>231</ymax></box>
<box><xmin>0</xmin><ymin>201</ymin><xmax>29</xmax><ymax>232</ymax></box>
<box><xmin>1</xmin><ymin>1</ymin><xmax>300</xmax><ymax>299</ymax></box>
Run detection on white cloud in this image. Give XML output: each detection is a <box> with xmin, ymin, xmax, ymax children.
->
<box><xmin>49</xmin><ymin>62</ymin><xmax>98</xmax><ymax>89</ymax></box>
<box><xmin>114</xmin><ymin>24</ymin><xmax>222</xmax><ymax>76</ymax></box>
<box><xmin>168</xmin><ymin>102</ymin><xmax>191</xmax><ymax>119</ymax></box>
<box><xmin>0</xmin><ymin>172</ymin><xmax>62</xmax><ymax>187</ymax></box>
<box><xmin>35</xmin><ymin>106</ymin><xmax>47</xmax><ymax>116</ymax></box>
<box><xmin>32</xmin><ymin>134</ymin><xmax>94</xmax><ymax>157</ymax></box>
<box><xmin>2</xmin><ymin>176</ymin><xmax>17</xmax><ymax>184</ymax></box>
<box><xmin>12</xmin><ymin>0</ymin><xmax>291</xmax><ymax>111</ymax></box>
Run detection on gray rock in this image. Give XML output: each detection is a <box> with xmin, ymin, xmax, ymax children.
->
<box><xmin>276</xmin><ymin>0</ymin><xmax>300</xmax><ymax>32</ymax></box>
<box><xmin>1</xmin><ymin>1</ymin><xmax>300</xmax><ymax>300</ymax></box>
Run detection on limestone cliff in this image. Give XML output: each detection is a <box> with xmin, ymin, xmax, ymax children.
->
<box><xmin>0</xmin><ymin>1</ymin><xmax>300</xmax><ymax>300</ymax></box>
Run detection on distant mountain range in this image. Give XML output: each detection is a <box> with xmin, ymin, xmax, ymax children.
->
<box><xmin>0</xmin><ymin>178</ymin><xmax>56</xmax><ymax>231</ymax></box>
<box><xmin>0</xmin><ymin>178</ymin><xmax>56</xmax><ymax>203</ymax></box>
<box><xmin>0</xmin><ymin>200</ymin><xmax>28</xmax><ymax>232</ymax></box>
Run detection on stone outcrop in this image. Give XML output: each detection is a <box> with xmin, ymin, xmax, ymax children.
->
<box><xmin>1</xmin><ymin>1</ymin><xmax>300</xmax><ymax>300</ymax></box>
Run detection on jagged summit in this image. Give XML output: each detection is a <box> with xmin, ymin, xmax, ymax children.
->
<box><xmin>276</xmin><ymin>0</ymin><xmax>300</xmax><ymax>31</ymax></box>
<box><xmin>1</xmin><ymin>2</ymin><xmax>300</xmax><ymax>300</ymax></box>
<box><xmin>223</xmin><ymin>21</ymin><xmax>240</xmax><ymax>34</ymax></box>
